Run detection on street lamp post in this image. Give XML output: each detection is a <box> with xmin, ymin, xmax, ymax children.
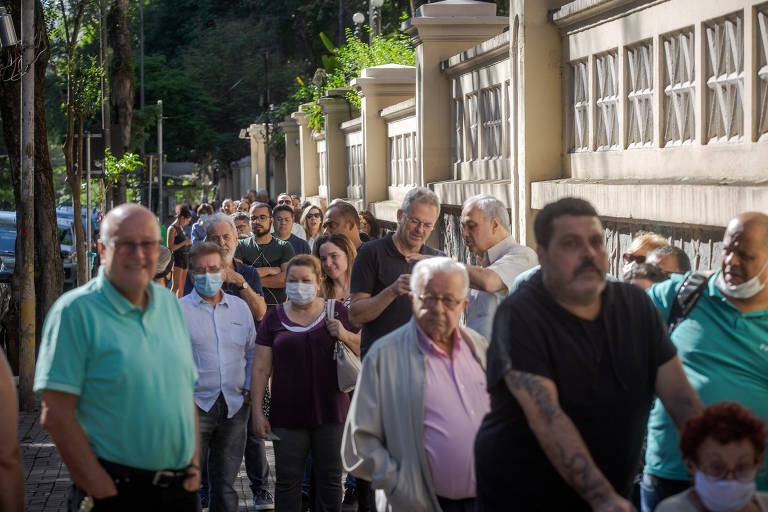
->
<box><xmin>369</xmin><ymin>0</ymin><xmax>384</xmax><ymax>41</ymax></box>
<box><xmin>353</xmin><ymin>12</ymin><xmax>365</xmax><ymax>39</ymax></box>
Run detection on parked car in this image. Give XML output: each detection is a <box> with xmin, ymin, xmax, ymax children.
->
<box><xmin>0</xmin><ymin>211</ymin><xmax>78</xmax><ymax>289</ymax></box>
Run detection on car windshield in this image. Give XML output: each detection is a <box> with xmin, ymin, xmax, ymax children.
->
<box><xmin>0</xmin><ymin>228</ymin><xmax>16</xmax><ymax>253</ymax></box>
<box><xmin>58</xmin><ymin>226</ymin><xmax>73</xmax><ymax>246</ymax></box>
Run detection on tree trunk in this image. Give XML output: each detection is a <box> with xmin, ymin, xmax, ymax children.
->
<box><xmin>108</xmin><ymin>0</ymin><xmax>134</xmax><ymax>206</ymax></box>
<box><xmin>72</xmin><ymin>116</ymin><xmax>87</xmax><ymax>286</ymax></box>
<box><xmin>0</xmin><ymin>0</ymin><xmax>63</xmax><ymax>364</ymax></box>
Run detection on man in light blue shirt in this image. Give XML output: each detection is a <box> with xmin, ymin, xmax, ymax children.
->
<box><xmin>642</xmin><ymin>212</ymin><xmax>768</xmax><ymax>512</ymax></box>
<box><xmin>180</xmin><ymin>241</ymin><xmax>257</xmax><ymax>512</ymax></box>
<box><xmin>35</xmin><ymin>203</ymin><xmax>200</xmax><ymax>511</ymax></box>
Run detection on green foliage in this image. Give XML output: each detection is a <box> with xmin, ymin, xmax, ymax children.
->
<box><xmin>72</xmin><ymin>56</ymin><xmax>104</xmax><ymax>118</ymax></box>
<box><xmin>292</xmin><ymin>28</ymin><xmax>415</xmax><ymax>132</ymax></box>
<box><xmin>99</xmin><ymin>149</ymin><xmax>143</xmax><ymax>198</ymax></box>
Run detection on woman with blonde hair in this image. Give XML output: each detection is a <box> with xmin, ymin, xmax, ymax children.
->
<box><xmin>301</xmin><ymin>205</ymin><xmax>324</xmax><ymax>251</ymax></box>
<box><xmin>623</xmin><ymin>231</ymin><xmax>668</xmax><ymax>278</ymax></box>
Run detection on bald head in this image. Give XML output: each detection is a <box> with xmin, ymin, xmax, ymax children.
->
<box><xmin>100</xmin><ymin>204</ymin><xmax>159</xmax><ymax>245</ymax></box>
<box><xmin>729</xmin><ymin>212</ymin><xmax>768</xmax><ymax>248</ymax></box>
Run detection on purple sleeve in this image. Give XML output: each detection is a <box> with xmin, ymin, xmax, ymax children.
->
<box><xmin>335</xmin><ymin>300</ymin><xmax>360</xmax><ymax>334</ymax></box>
<box><xmin>256</xmin><ymin>307</ymin><xmax>278</xmax><ymax>347</ymax></box>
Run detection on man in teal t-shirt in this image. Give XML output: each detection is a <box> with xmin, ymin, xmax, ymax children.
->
<box><xmin>642</xmin><ymin>212</ymin><xmax>768</xmax><ymax>511</ymax></box>
<box><xmin>35</xmin><ymin>204</ymin><xmax>200</xmax><ymax>511</ymax></box>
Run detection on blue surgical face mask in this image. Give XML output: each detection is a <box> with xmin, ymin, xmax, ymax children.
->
<box><xmin>694</xmin><ymin>469</ymin><xmax>757</xmax><ymax>512</ymax></box>
<box><xmin>194</xmin><ymin>272</ymin><xmax>223</xmax><ymax>297</ymax></box>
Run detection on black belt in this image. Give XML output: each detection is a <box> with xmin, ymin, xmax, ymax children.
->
<box><xmin>99</xmin><ymin>459</ymin><xmax>191</xmax><ymax>488</ymax></box>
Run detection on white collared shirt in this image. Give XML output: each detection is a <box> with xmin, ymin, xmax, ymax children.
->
<box><xmin>179</xmin><ymin>289</ymin><xmax>256</xmax><ymax>417</ymax></box>
<box><xmin>466</xmin><ymin>236</ymin><xmax>538</xmax><ymax>340</ymax></box>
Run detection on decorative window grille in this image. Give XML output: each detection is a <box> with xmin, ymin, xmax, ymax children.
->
<box><xmin>388</xmin><ymin>132</ymin><xmax>417</xmax><ymax>187</ymax></box>
<box><xmin>454</xmin><ymin>98</ymin><xmax>464</xmax><ymax>163</ymax></box>
<box><xmin>663</xmin><ymin>29</ymin><xmax>696</xmax><ymax>145</ymax></box>
<box><xmin>595</xmin><ymin>51</ymin><xmax>620</xmax><ymax>151</ymax></box>
<box><xmin>627</xmin><ymin>42</ymin><xmax>654</xmax><ymax>148</ymax></box>
<box><xmin>345</xmin><ymin>144</ymin><xmax>364</xmax><ymax>199</ymax></box>
<box><xmin>760</xmin><ymin>7</ymin><xmax>768</xmax><ymax>141</ymax></box>
<box><xmin>705</xmin><ymin>14</ymin><xmax>744</xmax><ymax>143</ymax></box>
<box><xmin>480</xmin><ymin>85</ymin><xmax>503</xmax><ymax>158</ymax></box>
<box><xmin>570</xmin><ymin>60</ymin><xmax>589</xmax><ymax>152</ymax></box>
<box><xmin>466</xmin><ymin>93</ymin><xmax>479</xmax><ymax>160</ymax></box>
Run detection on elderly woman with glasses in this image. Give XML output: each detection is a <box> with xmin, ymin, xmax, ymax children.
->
<box><xmin>656</xmin><ymin>402</ymin><xmax>768</xmax><ymax>512</ymax></box>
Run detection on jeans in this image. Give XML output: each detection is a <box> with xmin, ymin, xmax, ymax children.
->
<box><xmin>198</xmin><ymin>395</ymin><xmax>249</xmax><ymax>512</ymax></box>
<box><xmin>245</xmin><ymin>412</ymin><xmax>271</xmax><ymax>493</ymax></box>
<box><xmin>272</xmin><ymin>424</ymin><xmax>344</xmax><ymax>512</ymax></box>
<box><xmin>639</xmin><ymin>473</ymin><xmax>691</xmax><ymax>512</ymax></box>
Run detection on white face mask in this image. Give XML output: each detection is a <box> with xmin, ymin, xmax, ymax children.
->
<box><xmin>694</xmin><ymin>470</ymin><xmax>756</xmax><ymax>512</ymax></box>
<box><xmin>286</xmin><ymin>282</ymin><xmax>317</xmax><ymax>305</ymax></box>
<box><xmin>716</xmin><ymin>260</ymin><xmax>768</xmax><ymax>300</ymax></box>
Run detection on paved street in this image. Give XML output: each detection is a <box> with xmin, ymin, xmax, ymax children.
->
<box><xmin>18</xmin><ymin>410</ymin><xmax>276</xmax><ymax>512</ymax></box>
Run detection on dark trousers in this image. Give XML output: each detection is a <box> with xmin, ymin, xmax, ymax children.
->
<box><xmin>198</xmin><ymin>396</ymin><xmax>249</xmax><ymax>512</ymax></box>
<box><xmin>437</xmin><ymin>496</ymin><xmax>477</xmax><ymax>512</ymax></box>
<box><xmin>67</xmin><ymin>460</ymin><xmax>197</xmax><ymax>512</ymax></box>
<box><xmin>272</xmin><ymin>424</ymin><xmax>344</xmax><ymax>512</ymax></box>
<box><xmin>245</xmin><ymin>411</ymin><xmax>271</xmax><ymax>493</ymax></box>
<box><xmin>639</xmin><ymin>473</ymin><xmax>691</xmax><ymax>512</ymax></box>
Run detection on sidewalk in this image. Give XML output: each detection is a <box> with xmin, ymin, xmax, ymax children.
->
<box><xmin>19</xmin><ymin>410</ymin><xmax>275</xmax><ymax>512</ymax></box>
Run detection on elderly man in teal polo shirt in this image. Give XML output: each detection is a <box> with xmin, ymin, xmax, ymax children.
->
<box><xmin>35</xmin><ymin>203</ymin><xmax>200</xmax><ymax>512</ymax></box>
<box><xmin>641</xmin><ymin>212</ymin><xmax>768</xmax><ymax>512</ymax></box>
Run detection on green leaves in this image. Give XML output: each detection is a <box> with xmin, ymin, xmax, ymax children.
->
<box><xmin>103</xmin><ymin>148</ymin><xmax>142</xmax><ymax>186</ymax></box>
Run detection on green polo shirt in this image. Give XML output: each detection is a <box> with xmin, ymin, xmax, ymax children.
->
<box><xmin>645</xmin><ymin>271</ymin><xmax>768</xmax><ymax>489</ymax></box>
<box><xmin>34</xmin><ymin>268</ymin><xmax>197</xmax><ymax>471</ymax></box>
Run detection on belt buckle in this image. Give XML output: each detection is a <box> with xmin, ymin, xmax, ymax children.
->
<box><xmin>152</xmin><ymin>470</ymin><xmax>177</xmax><ymax>488</ymax></box>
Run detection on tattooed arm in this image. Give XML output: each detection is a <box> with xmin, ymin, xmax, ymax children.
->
<box><xmin>504</xmin><ymin>371</ymin><xmax>636</xmax><ymax>512</ymax></box>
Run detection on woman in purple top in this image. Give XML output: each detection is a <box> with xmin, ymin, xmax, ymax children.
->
<box><xmin>251</xmin><ymin>254</ymin><xmax>360</xmax><ymax>511</ymax></box>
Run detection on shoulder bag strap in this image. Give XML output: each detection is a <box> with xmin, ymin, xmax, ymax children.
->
<box><xmin>667</xmin><ymin>273</ymin><xmax>709</xmax><ymax>334</ymax></box>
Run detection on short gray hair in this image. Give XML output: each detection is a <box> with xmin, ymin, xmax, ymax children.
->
<box><xmin>205</xmin><ymin>213</ymin><xmax>237</xmax><ymax>238</ymax></box>
<box><xmin>410</xmin><ymin>257</ymin><xmax>469</xmax><ymax>297</ymax></box>
<box><xmin>401</xmin><ymin>187</ymin><xmax>440</xmax><ymax>215</ymax></box>
<box><xmin>463</xmin><ymin>194</ymin><xmax>511</xmax><ymax>232</ymax></box>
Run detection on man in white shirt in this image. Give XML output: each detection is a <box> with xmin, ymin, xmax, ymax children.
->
<box><xmin>459</xmin><ymin>195</ymin><xmax>538</xmax><ymax>339</ymax></box>
<box><xmin>179</xmin><ymin>242</ymin><xmax>257</xmax><ymax>512</ymax></box>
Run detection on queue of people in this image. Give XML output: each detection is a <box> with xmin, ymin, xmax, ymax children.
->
<box><xmin>11</xmin><ymin>185</ymin><xmax>765</xmax><ymax>512</ymax></box>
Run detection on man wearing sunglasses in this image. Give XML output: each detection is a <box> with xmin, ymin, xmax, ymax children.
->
<box><xmin>343</xmin><ymin>257</ymin><xmax>489</xmax><ymax>512</ymax></box>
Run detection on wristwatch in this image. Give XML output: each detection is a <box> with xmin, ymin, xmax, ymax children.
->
<box><xmin>240</xmin><ymin>281</ymin><xmax>249</xmax><ymax>290</ymax></box>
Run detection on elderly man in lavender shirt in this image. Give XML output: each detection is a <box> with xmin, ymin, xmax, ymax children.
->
<box><xmin>342</xmin><ymin>257</ymin><xmax>490</xmax><ymax>512</ymax></box>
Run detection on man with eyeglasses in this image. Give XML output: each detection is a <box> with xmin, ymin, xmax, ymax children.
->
<box><xmin>275</xmin><ymin>193</ymin><xmax>307</xmax><ymax>240</ymax></box>
<box><xmin>180</xmin><ymin>242</ymin><xmax>256</xmax><ymax>512</ymax></box>
<box><xmin>343</xmin><ymin>257</ymin><xmax>489</xmax><ymax>512</ymax></box>
<box><xmin>235</xmin><ymin>203</ymin><xmax>295</xmax><ymax>307</ymax></box>
<box><xmin>182</xmin><ymin>213</ymin><xmax>266</xmax><ymax>322</ymax></box>
<box><xmin>349</xmin><ymin>187</ymin><xmax>443</xmax><ymax>358</ymax></box>
<box><xmin>233</xmin><ymin>211</ymin><xmax>252</xmax><ymax>239</ymax></box>
<box><xmin>272</xmin><ymin>205</ymin><xmax>310</xmax><ymax>255</ymax></box>
<box><xmin>475</xmin><ymin>198</ymin><xmax>702</xmax><ymax>511</ymax></box>
<box><xmin>35</xmin><ymin>203</ymin><xmax>201</xmax><ymax>511</ymax></box>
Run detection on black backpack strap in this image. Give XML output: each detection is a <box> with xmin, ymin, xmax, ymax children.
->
<box><xmin>667</xmin><ymin>273</ymin><xmax>709</xmax><ymax>334</ymax></box>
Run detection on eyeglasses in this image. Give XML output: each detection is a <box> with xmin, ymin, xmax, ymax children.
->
<box><xmin>623</xmin><ymin>253</ymin><xmax>646</xmax><ymax>264</ymax></box>
<box><xmin>696</xmin><ymin>463</ymin><xmax>760</xmax><ymax>482</ymax></box>
<box><xmin>206</xmin><ymin>234</ymin><xmax>233</xmax><ymax>243</ymax></box>
<box><xmin>306</xmin><ymin>213</ymin><xmax>321</xmax><ymax>219</ymax></box>
<box><xmin>250</xmin><ymin>215</ymin><xmax>270</xmax><ymax>222</ymax></box>
<box><xmin>404</xmin><ymin>215</ymin><xmax>434</xmax><ymax>231</ymax></box>
<box><xmin>107</xmin><ymin>240</ymin><xmax>161</xmax><ymax>254</ymax></box>
<box><xmin>418</xmin><ymin>294</ymin><xmax>464</xmax><ymax>310</ymax></box>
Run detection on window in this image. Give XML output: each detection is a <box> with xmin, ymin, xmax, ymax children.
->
<box><xmin>595</xmin><ymin>51</ymin><xmax>620</xmax><ymax>150</ymax></box>
<box><xmin>705</xmin><ymin>13</ymin><xmax>744</xmax><ymax>142</ymax></box>
<box><xmin>626</xmin><ymin>42</ymin><xmax>654</xmax><ymax>147</ymax></box>
<box><xmin>571</xmin><ymin>60</ymin><xmax>589</xmax><ymax>152</ymax></box>
<box><xmin>663</xmin><ymin>28</ymin><xmax>696</xmax><ymax>145</ymax></box>
<box><xmin>481</xmin><ymin>85</ymin><xmax>503</xmax><ymax>158</ymax></box>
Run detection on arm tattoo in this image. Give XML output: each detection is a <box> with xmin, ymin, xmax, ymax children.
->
<box><xmin>505</xmin><ymin>372</ymin><xmax>563</xmax><ymax>424</ymax></box>
<box><xmin>557</xmin><ymin>444</ymin><xmax>610</xmax><ymax>504</ymax></box>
